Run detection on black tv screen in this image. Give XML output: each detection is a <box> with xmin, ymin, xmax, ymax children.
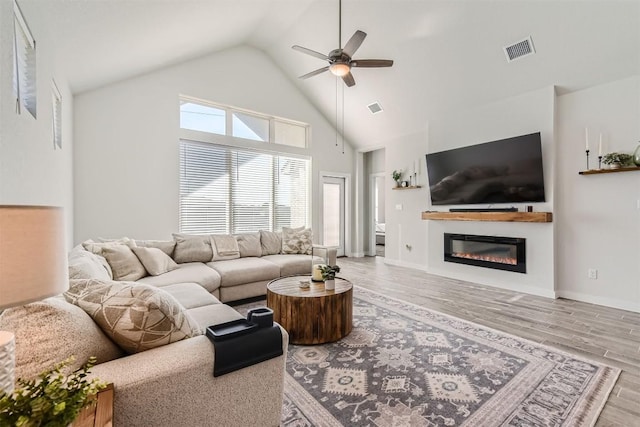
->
<box><xmin>426</xmin><ymin>132</ymin><xmax>546</xmax><ymax>206</ymax></box>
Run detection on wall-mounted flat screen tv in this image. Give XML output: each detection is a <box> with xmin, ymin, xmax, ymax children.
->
<box><xmin>425</xmin><ymin>132</ymin><xmax>546</xmax><ymax>206</ymax></box>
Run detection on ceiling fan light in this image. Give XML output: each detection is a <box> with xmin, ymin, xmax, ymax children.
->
<box><xmin>329</xmin><ymin>62</ymin><xmax>351</xmax><ymax>77</ymax></box>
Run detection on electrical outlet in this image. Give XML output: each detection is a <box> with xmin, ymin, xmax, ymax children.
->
<box><xmin>587</xmin><ymin>269</ymin><xmax>598</xmax><ymax>279</ymax></box>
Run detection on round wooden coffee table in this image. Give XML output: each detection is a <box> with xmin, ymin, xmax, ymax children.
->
<box><xmin>267</xmin><ymin>275</ymin><xmax>353</xmax><ymax>345</ymax></box>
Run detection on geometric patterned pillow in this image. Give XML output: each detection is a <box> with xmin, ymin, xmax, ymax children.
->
<box><xmin>281</xmin><ymin>226</ymin><xmax>313</xmax><ymax>255</ymax></box>
<box><xmin>64</xmin><ymin>279</ymin><xmax>202</xmax><ymax>354</ymax></box>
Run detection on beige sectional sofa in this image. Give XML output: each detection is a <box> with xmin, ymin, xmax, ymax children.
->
<box><xmin>0</xmin><ymin>228</ymin><xmax>320</xmax><ymax>426</ymax></box>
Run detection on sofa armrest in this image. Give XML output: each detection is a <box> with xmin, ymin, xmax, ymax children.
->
<box><xmin>90</xmin><ymin>330</ymin><xmax>288</xmax><ymax>426</ymax></box>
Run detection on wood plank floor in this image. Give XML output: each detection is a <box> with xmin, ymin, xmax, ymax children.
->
<box><xmin>340</xmin><ymin>256</ymin><xmax>640</xmax><ymax>427</ymax></box>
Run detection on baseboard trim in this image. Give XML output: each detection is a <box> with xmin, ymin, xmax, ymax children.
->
<box><xmin>556</xmin><ymin>290</ymin><xmax>639</xmax><ymax>313</ymax></box>
<box><xmin>383</xmin><ymin>258</ymin><xmax>430</xmax><ymax>272</ymax></box>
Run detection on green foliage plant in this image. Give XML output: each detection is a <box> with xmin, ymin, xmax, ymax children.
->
<box><xmin>0</xmin><ymin>357</ymin><xmax>106</xmax><ymax>427</ymax></box>
<box><xmin>602</xmin><ymin>152</ymin><xmax>632</xmax><ymax>165</ymax></box>
<box><xmin>319</xmin><ymin>265</ymin><xmax>340</xmax><ymax>281</ymax></box>
<box><xmin>391</xmin><ymin>170</ymin><xmax>402</xmax><ymax>182</ymax></box>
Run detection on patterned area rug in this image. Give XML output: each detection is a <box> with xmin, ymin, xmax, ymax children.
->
<box><xmin>238</xmin><ymin>286</ymin><xmax>619</xmax><ymax>426</ymax></box>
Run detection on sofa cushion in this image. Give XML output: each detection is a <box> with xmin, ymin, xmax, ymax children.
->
<box><xmin>261</xmin><ymin>254</ymin><xmax>321</xmax><ymax>277</ymax></box>
<box><xmin>160</xmin><ymin>283</ymin><xmax>221</xmax><ymax>310</ymax></box>
<box><xmin>210</xmin><ymin>235</ymin><xmax>240</xmax><ymax>261</ymax></box>
<box><xmin>260</xmin><ymin>230</ymin><xmax>281</xmax><ymax>255</ymax></box>
<box><xmin>135</xmin><ymin>239</ymin><xmax>177</xmax><ymax>257</ymax></box>
<box><xmin>0</xmin><ymin>296</ymin><xmax>123</xmax><ymax>381</ymax></box>
<box><xmin>207</xmin><ymin>258</ymin><xmax>280</xmax><ymax>288</ymax></box>
<box><xmin>101</xmin><ymin>244</ymin><xmax>148</xmax><ymax>281</ymax></box>
<box><xmin>65</xmin><ymin>279</ymin><xmax>201</xmax><ymax>354</ymax></box>
<box><xmin>235</xmin><ymin>232</ymin><xmax>262</xmax><ymax>257</ymax></box>
<box><xmin>132</xmin><ymin>246</ymin><xmax>178</xmax><ymax>276</ymax></box>
<box><xmin>186</xmin><ymin>304</ymin><xmax>244</xmax><ymax>331</ymax></box>
<box><xmin>137</xmin><ymin>262</ymin><xmax>221</xmax><ymax>293</ymax></box>
<box><xmin>68</xmin><ymin>245</ymin><xmax>112</xmax><ymax>281</ymax></box>
<box><xmin>281</xmin><ymin>226</ymin><xmax>313</xmax><ymax>255</ymax></box>
<box><xmin>83</xmin><ymin>237</ymin><xmax>135</xmax><ymax>253</ymax></box>
<box><xmin>172</xmin><ymin>233</ymin><xmax>213</xmax><ymax>263</ymax></box>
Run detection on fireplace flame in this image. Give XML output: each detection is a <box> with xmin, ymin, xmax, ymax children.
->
<box><xmin>452</xmin><ymin>252</ymin><xmax>517</xmax><ymax>265</ymax></box>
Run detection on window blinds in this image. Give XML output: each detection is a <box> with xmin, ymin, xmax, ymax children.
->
<box><xmin>179</xmin><ymin>140</ymin><xmax>310</xmax><ymax>235</ymax></box>
<box><xmin>13</xmin><ymin>0</ymin><xmax>36</xmax><ymax>118</ymax></box>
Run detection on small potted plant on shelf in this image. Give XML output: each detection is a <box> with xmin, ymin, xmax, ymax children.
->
<box><xmin>602</xmin><ymin>152</ymin><xmax>632</xmax><ymax>169</ymax></box>
<box><xmin>0</xmin><ymin>356</ymin><xmax>106</xmax><ymax>427</ymax></box>
<box><xmin>319</xmin><ymin>265</ymin><xmax>340</xmax><ymax>290</ymax></box>
<box><xmin>392</xmin><ymin>170</ymin><xmax>402</xmax><ymax>187</ymax></box>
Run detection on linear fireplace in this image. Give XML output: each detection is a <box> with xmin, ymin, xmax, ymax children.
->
<box><xmin>444</xmin><ymin>233</ymin><xmax>526</xmax><ymax>273</ymax></box>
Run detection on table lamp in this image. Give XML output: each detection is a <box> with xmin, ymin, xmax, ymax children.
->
<box><xmin>0</xmin><ymin>206</ymin><xmax>68</xmax><ymax>395</ymax></box>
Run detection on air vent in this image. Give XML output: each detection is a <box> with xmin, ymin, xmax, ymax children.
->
<box><xmin>367</xmin><ymin>101</ymin><xmax>383</xmax><ymax>114</ymax></box>
<box><xmin>503</xmin><ymin>36</ymin><xmax>535</xmax><ymax>62</ymax></box>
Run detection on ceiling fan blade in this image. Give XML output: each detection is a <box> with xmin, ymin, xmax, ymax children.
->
<box><xmin>299</xmin><ymin>66</ymin><xmax>330</xmax><ymax>79</ymax></box>
<box><xmin>292</xmin><ymin>45</ymin><xmax>329</xmax><ymax>61</ymax></box>
<box><xmin>342</xmin><ymin>30</ymin><xmax>367</xmax><ymax>57</ymax></box>
<box><xmin>351</xmin><ymin>59</ymin><xmax>394</xmax><ymax>68</ymax></box>
<box><xmin>341</xmin><ymin>72</ymin><xmax>356</xmax><ymax>87</ymax></box>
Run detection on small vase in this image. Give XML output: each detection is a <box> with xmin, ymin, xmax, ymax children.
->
<box><xmin>324</xmin><ymin>279</ymin><xmax>335</xmax><ymax>290</ymax></box>
<box><xmin>633</xmin><ymin>143</ymin><xmax>640</xmax><ymax>167</ymax></box>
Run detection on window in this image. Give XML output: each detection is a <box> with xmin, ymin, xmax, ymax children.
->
<box><xmin>52</xmin><ymin>80</ymin><xmax>61</xmax><ymax>149</ymax></box>
<box><xmin>13</xmin><ymin>0</ymin><xmax>36</xmax><ymax>118</ymax></box>
<box><xmin>180</xmin><ymin>97</ymin><xmax>308</xmax><ymax>148</ymax></box>
<box><xmin>179</xmin><ymin>140</ymin><xmax>310</xmax><ymax>234</ymax></box>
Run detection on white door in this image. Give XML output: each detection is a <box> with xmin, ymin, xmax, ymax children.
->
<box><xmin>322</xmin><ymin>176</ymin><xmax>345</xmax><ymax>256</ymax></box>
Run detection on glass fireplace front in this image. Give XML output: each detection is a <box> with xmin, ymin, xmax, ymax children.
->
<box><xmin>444</xmin><ymin>233</ymin><xmax>526</xmax><ymax>273</ymax></box>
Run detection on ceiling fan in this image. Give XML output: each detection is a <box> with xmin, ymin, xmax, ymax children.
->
<box><xmin>292</xmin><ymin>0</ymin><xmax>393</xmax><ymax>87</ymax></box>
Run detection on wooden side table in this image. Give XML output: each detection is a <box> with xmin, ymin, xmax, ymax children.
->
<box><xmin>267</xmin><ymin>275</ymin><xmax>352</xmax><ymax>345</ymax></box>
<box><xmin>71</xmin><ymin>383</ymin><xmax>114</xmax><ymax>427</ymax></box>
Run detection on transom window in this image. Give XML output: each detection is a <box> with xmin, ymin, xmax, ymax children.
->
<box><xmin>180</xmin><ymin>96</ymin><xmax>308</xmax><ymax>148</ymax></box>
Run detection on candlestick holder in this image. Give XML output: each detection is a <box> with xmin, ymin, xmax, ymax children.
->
<box><xmin>598</xmin><ymin>155</ymin><xmax>602</xmax><ymax>170</ymax></box>
<box><xmin>585</xmin><ymin>149</ymin><xmax>590</xmax><ymax>170</ymax></box>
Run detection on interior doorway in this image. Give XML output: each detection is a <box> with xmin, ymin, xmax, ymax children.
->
<box><xmin>371</xmin><ymin>173</ymin><xmax>386</xmax><ymax>257</ymax></box>
<box><xmin>320</xmin><ymin>175</ymin><xmax>346</xmax><ymax>256</ymax></box>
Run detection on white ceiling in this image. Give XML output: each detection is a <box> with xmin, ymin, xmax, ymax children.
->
<box><xmin>21</xmin><ymin>0</ymin><xmax>640</xmax><ymax>150</ymax></box>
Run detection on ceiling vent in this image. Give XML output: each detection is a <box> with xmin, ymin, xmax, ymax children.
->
<box><xmin>503</xmin><ymin>36</ymin><xmax>535</xmax><ymax>62</ymax></box>
<box><xmin>367</xmin><ymin>101</ymin><xmax>383</xmax><ymax>114</ymax></box>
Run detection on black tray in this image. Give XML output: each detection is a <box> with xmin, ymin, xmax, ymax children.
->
<box><xmin>206</xmin><ymin>319</ymin><xmax>258</xmax><ymax>342</ymax></box>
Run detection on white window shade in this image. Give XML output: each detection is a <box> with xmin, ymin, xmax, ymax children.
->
<box><xmin>179</xmin><ymin>140</ymin><xmax>309</xmax><ymax>234</ymax></box>
<box><xmin>13</xmin><ymin>0</ymin><xmax>36</xmax><ymax>118</ymax></box>
<box><xmin>52</xmin><ymin>80</ymin><xmax>61</xmax><ymax>148</ymax></box>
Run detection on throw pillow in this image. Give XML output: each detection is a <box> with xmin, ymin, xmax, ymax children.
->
<box><xmin>83</xmin><ymin>237</ymin><xmax>135</xmax><ymax>254</ymax></box>
<box><xmin>132</xmin><ymin>246</ymin><xmax>179</xmax><ymax>276</ymax></box>
<box><xmin>172</xmin><ymin>233</ymin><xmax>213</xmax><ymax>263</ymax></box>
<box><xmin>101</xmin><ymin>245</ymin><xmax>148</xmax><ymax>281</ymax></box>
<box><xmin>235</xmin><ymin>232</ymin><xmax>262</xmax><ymax>257</ymax></box>
<box><xmin>260</xmin><ymin>230</ymin><xmax>282</xmax><ymax>255</ymax></box>
<box><xmin>135</xmin><ymin>239</ymin><xmax>177</xmax><ymax>257</ymax></box>
<box><xmin>210</xmin><ymin>235</ymin><xmax>240</xmax><ymax>261</ymax></box>
<box><xmin>68</xmin><ymin>245</ymin><xmax>112</xmax><ymax>281</ymax></box>
<box><xmin>281</xmin><ymin>226</ymin><xmax>313</xmax><ymax>255</ymax></box>
<box><xmin>64</xmin><ymin>279</ymin><xmax>201</xmax><ymax>354</ymax></box>
<box><xmin>0</xmin><ymin>296</ymin><xmax>123</xmax><ymax>381</ymax></box>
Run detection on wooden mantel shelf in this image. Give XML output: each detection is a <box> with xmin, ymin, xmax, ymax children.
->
<box><xmin>392</xmin><ymin>185</ymin><xmax>422</xmax><ymax>190</ymax></box>
<box><xmin>578</xmin><ymin>166</ymin><xmax>640</xmax><ymax>175</ymax></box>
<box><xmin>421</xmin><ymin>211</ymin><xmax>553</xmax><ymax>223</ymax></box>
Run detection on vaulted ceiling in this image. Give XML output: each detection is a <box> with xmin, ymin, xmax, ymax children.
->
<box><xmin>21</xmin><ymin>0</ymin><xmax>640</xmax><ymax>150</ymax></box>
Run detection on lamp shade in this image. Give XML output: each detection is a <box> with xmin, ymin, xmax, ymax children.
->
<box><xmin>0</xmin><ymin>206</ymin><xmax>68</xmax><ymax>309</ymax></box>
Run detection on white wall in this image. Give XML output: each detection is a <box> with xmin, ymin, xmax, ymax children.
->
<box><xmin>74</xmin><ymin>45</ymin><xmax>353</xmax><ymax>243</ymax></box>
<box><xmin>0</xmin><ymin>0</ymin><xmax>74</xmax><ymax>247</ymax></box>
<box><xmin>383</xmin><ymin>130</ymin><xmax>430</xmax><ymax>270</ymax></box>
<box><xmin>555</xmin><ymin>76</ymin><xmax>640</xmax><ymax>312</ymax></box>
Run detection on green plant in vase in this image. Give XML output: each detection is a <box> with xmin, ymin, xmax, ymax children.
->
<box><xmin>391</xmin><ymin>170</ymin><xmax>402</xmax><ymax>187</ymax></box>
<box><xmin>319</xmin><ymin>265</ymin><xmax>340</xmax><ymax>290</ymax></box>
<box><xmin>0</xmin><ymin>356</ymin><xmax>106</xmax><ymax>427</ymax></box>
<box><xmin>602</xmin><ymin>152</ymin><xmax>632</xmax><ymax>169</ymax></box>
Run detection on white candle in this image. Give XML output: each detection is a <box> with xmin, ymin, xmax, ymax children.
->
<box><xmin>413</xmin><ymin>160</ymin><xmax>417</xmax><ymax>174</ymax></box>
<box><xmin>598</xmin><ymin>134</ymin><xmax>603</xmax><ymax>156</ymax></box>
<box><xmin>585</xmin><ymin>128</ymin><xmax>589</xmax><ymax>150</ymax></box>
<box><xmin>312</xmin><ymin>264</ymin><xmax>325</xmax><ymax>281</ymax></box>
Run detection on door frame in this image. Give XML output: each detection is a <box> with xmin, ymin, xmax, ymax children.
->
<box><xmin>319</xmin><ymin>171</ymin><xmax>351</xmax><ymax>256</ymax></box>
<box><xmin>369</xmin><ymin>172</ymin><xmax>386</xmax><ymax>256</ymax></box>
